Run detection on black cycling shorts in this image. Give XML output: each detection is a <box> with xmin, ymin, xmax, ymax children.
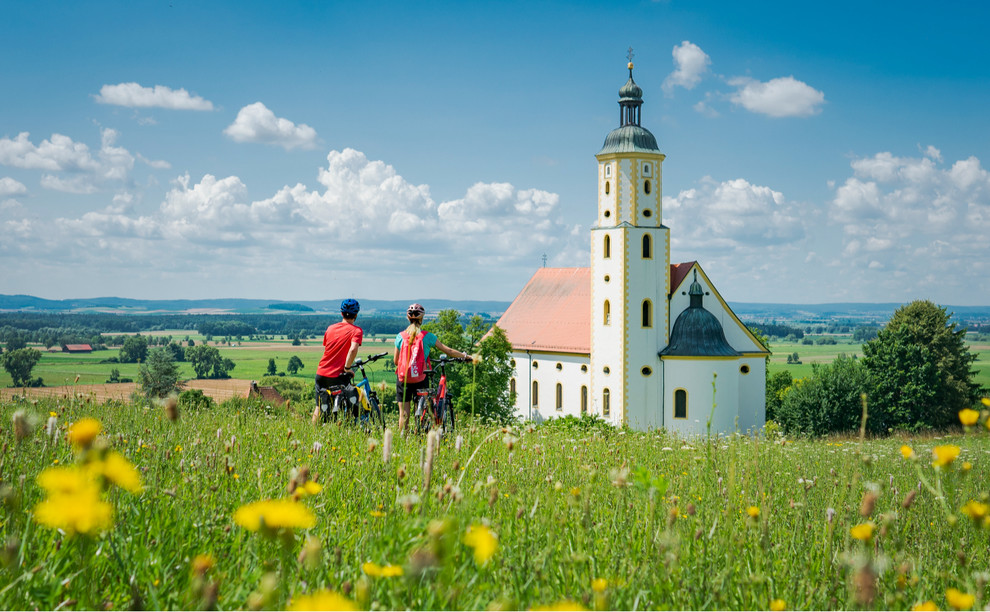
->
<box><xmin>396</xmin><ymin>379</ymin><xmax>427</xmax><ymax>403</ymax></box>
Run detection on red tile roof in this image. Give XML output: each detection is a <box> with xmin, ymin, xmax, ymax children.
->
<box><xmin>669</xmin><ymin>261</ymin><xmax>697</xmax><ymax>296</ymax></box>
<box><xmin>496</xmin><ymin>268</ymin><xmax>591</xmax><ymax>354</ymax></box>
<box><xmin>63</xmin><ymin>344</ymin><xmax>93</xmax><ymax>352</ymax></box>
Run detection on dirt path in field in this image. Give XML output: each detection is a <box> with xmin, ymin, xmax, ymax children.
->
<box><xmin>0</xmin><ymin>379</ymin><xmax>257</xmax><ymax>403</ymax></box>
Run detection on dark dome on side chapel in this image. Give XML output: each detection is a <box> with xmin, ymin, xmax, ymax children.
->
<box><xmin>660</xmin><ymin>272</ymin><xmax>740</xmax><ymax>357</ymax></box>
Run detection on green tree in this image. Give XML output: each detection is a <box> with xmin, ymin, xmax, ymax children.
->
<box><xmin>119</xmin><ymin>335</ymin><xmax>149</xmax><ymax>363</ymax></box>
<box><xmin>138</xmin><ymin>348</ymin><xmax>182</xmax><ymax>399</ymax></box>
<box><xmin>1</xmin><ymin>348</ymin><xmax>42</xmax><ymax>387</ymax></box>
<box><xmin>266</xmin><ymin>358</ymin><xmax>277</xmax><ymax>376</ymax></box>
<box><xmin>6</xmin><ymin>333</ymin><xmax>27</xmax><ymax>352</ymax></box>
<box><xmin>287</xmin><ymin>355</ymin><xmax>304</xmax><ymax>375</ymax></box>
<box><xmin>185</xmin><ymin>345</ymin><xmax>236</xmax><ymax>379</ymax></box>
<box><xmin>776</xmin><ymin>355</ymin><xmax>870</xmax><ymax>436</ymax></box>
<box><xmin>765</xmin><ymin>369</ymin><xmax>792</xmax><ymax>422</ymax></box>
<box><xmin>459</xmin><ymin>325</ymin><xmax>516</xmax><ymax>422</ymax></box>
<box><xmin>862</xmin><ymin>300</ymin><xmax>980</xmax><ymax>431</ymax></box>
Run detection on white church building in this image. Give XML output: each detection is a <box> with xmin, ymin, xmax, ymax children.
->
<box><xmin>495</xmin><ymin>61</ymin><xmax>769</xmax><ymax>435</ymax></box>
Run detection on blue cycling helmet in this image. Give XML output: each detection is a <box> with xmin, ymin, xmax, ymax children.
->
<box><xmin>340</xmin><ymin>298</ymin><xmax>360</xmax><ymax>316</ymax></box>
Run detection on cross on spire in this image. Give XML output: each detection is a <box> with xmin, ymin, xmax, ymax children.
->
<box><xmin>626</xmin><ymin>47</ymin><xmax>635</xmax><ymax>63</ymax></box>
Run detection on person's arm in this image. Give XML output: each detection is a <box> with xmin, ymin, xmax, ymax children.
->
<box><xmin>434</xmin><ymin>340</ymin><xmax>469</xmax><ymax>360</ymax></box>
<box><xmin>344</xmin><ymin>340</ymin><xmax>360</xmax><ymax>372</ymax></box>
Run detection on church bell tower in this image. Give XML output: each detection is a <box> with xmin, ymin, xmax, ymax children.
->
<box><xmin>590</xmin><ymin>54</ymin><xmax>670</xmax><ymax>428</ymax></box>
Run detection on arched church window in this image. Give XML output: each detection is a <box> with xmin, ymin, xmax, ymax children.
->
<box><xmin>644</xmin><ymin>180</ymin><xmax>652</xmax><ymax>194</ymax></box>
<box><xmin>605</xmin><ymin>181</ymin><xmax>610</xmax><ymax>195</ymax></box>
<box><xmin>603</xmin><ymin>388</ymin><xmax>611</xmax><ymax>417</ymax></box>
<box><xmin>604</xmin><ymin>300</ymin><xmax>611</xmax><ymax>325</ymax></box>
<box><xmin>581</xmin><ymin>385</ymin><xmax>588</xmax><ymax>414</ymax></box>
<box><xmin>510</xmin><ymin>378</ymin><xmax>516</xmax><ymax>396</ymax></box>
<box><xmin>532</xmin><ymin>381</ymin><xmax>539</xmax><ymax>407</ymax></box>
<box><xmin>674</xmin><ymin>389</ymin><xmax>687</xmax><ymax>419</ymax></box>
<box><xmin>555</xmin><ymin>383</ymin><xmax>563</xmax><ymax>411</ymax></box>
<box><xmin>642</xmin><ymin>234</ymin><xmax>652</xmax><ymax>258</ymax></box>
<box><xmin>604</xmin><ymin>234</ymin><xmax>611</xmax><ymax>258</ymax></box>
<box><xmin>642</xmin><ymin>300</ymin><xmax>653</xmax><ymax>328</ymax></box>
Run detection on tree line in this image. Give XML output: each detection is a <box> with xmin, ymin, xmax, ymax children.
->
<box><xmin>765</xmin><ymin>300</ymin><xmax>984</xmax><ymax>436</ymax></box>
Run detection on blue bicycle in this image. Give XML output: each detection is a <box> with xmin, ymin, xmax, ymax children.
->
<box><xmin>316</xmin><ymin>351</ymin><xmax>388</xmax><ymax>430</ymax></box>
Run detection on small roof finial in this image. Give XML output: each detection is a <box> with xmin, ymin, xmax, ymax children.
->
<box><xmin>626</xmin><ymin>46</ymin><xmax>635</xmax><ymax>72</ymax></box>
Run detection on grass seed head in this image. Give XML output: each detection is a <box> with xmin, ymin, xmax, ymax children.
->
<box><xmin>860</xmin><ymin>491</ymin><xmax>878</xmax><ymax>517</ymax></box>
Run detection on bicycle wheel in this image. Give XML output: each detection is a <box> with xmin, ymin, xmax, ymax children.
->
<box><xmin>415</xmin><ymin>396</ymin><xmax>431</xmax><ymax>435</ymax></box>
<box><xmin>441</xmin><ymin>396</ymin><xmax>455</xmax><ymax>432</ymax></box>
<box><xmin>369</xmin><ymin>393</ymin><xmax>385</xmax><ymax>430</ymax></box>
<box><xmin>318</xmin><ymin>389</ymin><xmax>331</xmax><ymax>424</ymax></box>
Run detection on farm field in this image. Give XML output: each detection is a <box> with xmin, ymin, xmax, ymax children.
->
<box><xmin>766</xmin><ymin>340</ymin><xmax>990</xmax><ymax>391</ymax></box>
<box><xmin>0</xmin><ymin>339</ymin><xmax>397</xmax><ymax>389</ymax></box>
<box><xmin>1</xmin><ymin>398</ymin><xmax>988</xmax><ymax>610</ymax></box>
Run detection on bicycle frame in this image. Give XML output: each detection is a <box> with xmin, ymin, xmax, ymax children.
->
<box><xmin>317</xmin><ymin>351</ymin><xmax>388</xmax><ymax>428</ymax></box>
<box><xmin>415</xmin><ymin>355</ymin><xmax>469</xmax><ymax>433</ymax></box>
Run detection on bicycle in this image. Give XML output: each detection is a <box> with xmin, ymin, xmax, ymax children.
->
<box><xmin>317</xmin><ymin>352</ymin><xmax>389</xmax><ymax>429</ymax></box>
<box><xmin>414</xmin><ymin>355</ymin><xmax>472</xmax><ymax>435</ymax></box>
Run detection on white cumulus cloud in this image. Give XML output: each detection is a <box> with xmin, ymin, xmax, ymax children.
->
<box><xmin>828</xmin><ymin>148</ymin><xmax>990</xmax><ymax>299</ymax></box>
<box><xmin>728</xmin><ymin>76</ymin><xmax>825</xmax><ymax>118</ymax></box>
<box><xmin>223</xmin><ymin>102</ymin><xmax>318</xmax><ymax>150</ymax></box>
<box><xmin>662</xmin><ymin>41</ymin><xmax>711</xmax><ymax>95</ymax></box>
<box><xmin>0</xmin><ymin>177</ymin><xmax>27</xmax><ymax>197</ymax></box>
<box><xmin>95</xmin><ymin>83</ymin><xmax>215</xmax><ymax>110</ymax></box>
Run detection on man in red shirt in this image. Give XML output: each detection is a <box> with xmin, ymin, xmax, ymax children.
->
<box><xmin>312</xmin><ymin>299</ymin><xmax>363</xmax><ymax>424</ymax></box>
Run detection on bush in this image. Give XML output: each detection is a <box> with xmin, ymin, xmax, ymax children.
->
<box><xmin>776</xmin><ymin>355</ymin><xmax>870</xmax><ymax>436</ymax></box>
<box><xmin>178</xmin><ymin>389</ymin><xmax>215</xmax><ymax>411</ymax></box>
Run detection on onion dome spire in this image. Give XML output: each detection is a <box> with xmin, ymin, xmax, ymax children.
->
<box><xmin>598</xmin><ymin>49</ymin><xmax>660</xmax><ymax>155</ymax></box>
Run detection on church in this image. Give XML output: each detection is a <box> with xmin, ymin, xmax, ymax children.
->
<box><xmin>494</xmin><ymin>60</ymin><xmax>770</xmax><ymax>435</ymax></box>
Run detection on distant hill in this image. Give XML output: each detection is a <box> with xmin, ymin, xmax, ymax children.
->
<box><xmin>0</xmin><ymin>294</ymin><xmax>513</xmax><ymax>317</ymax></box>
<box><xmin>1</xmin><ymin>294</ymin><xmax>988</xmax><ymax>322</ymax></box>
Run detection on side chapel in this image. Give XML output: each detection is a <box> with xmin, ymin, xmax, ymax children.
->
<box><xmin>494</xmin><ymin>59</ymin><xmax>770</xmax><ymax>435</ymax></box>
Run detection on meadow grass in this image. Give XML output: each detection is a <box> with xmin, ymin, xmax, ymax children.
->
<box><xmin>1</xmin><ymin>395</ymin><xmax>988</xmax><ymax>610</ymax></box>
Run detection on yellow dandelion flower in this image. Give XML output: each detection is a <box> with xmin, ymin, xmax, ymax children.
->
<box><xmin>770</xmin><ymin>598</ymin><xmax>787</xmax><ymax>611</ymax></box>
<box><xmin>49</xmin><ymin>411</ymin><xmax>57</xmax><ymax>417</ymax></box>
<box><xmin>960</xmin><ymin>500</ymin><xmax>989</xmax><ymax>522</ymax></box>
<box><xmin>981</xmin><ymin>397</ymin><xmax>990</xmax><ymax>408</ymax></box>
<box><xmin>961</xmin><ymin>461</ymin><xmax>972</xmax><ymax>473</ymax></box>
<box><xmin>287</xmin><ymin>590</ymin><xmax>358</xmax><ymax>611</ymax></box>
<box><xmin>591</xmin><ymin>578</ymin><xmax>607</xmax><ymax>592</ymax></box>
<box><xmin>900</xmin><ymin>445</ymin><xmax>915</xmax><ymax>460</ymax></box>
<box><xmin>34</xmin><ymin>482</ymin><xmax>113</xmax><ymax>535</ymax></box>
<box><xmin>959</xmin><ymin>409</ymin><xmax>980</xmax><ymax>426</ymax></box>
<box><xmin>361</xmin><ymin>561</ymin><xmax>402</xmax><ymax>577</ymax></box>
<box><xmin>911</xmin><ymin>601</ymin><xmax>938</xmax><ymax>611</ymax></box>
<box><xmin>932</xmin><ymin>445</ymin><xmax>961</xmax><ymax>468</ymax></box>
<box><xmin>37</xmin><ymin>466</ymin><xmax>96</xmax><ymax>496</ymax></box>
<box><xmin>369</xmin><ymin>510</ymin><xmax>386</xmax><ymax>518</ymax></box>
<box><xmin>531</xmin><ymin>601</ymin><xmax>588</xmax><ymax>611</ymax></box>
<box><xmin>292</xmin><ymin>481</ymin><xmax>323</xmax><ymax>500</ymax></box>
<box><xmin>379</xmin><ymin>564</ymin><xmax>403</xmax><ymax>577</ymax></box>
<box><xmin>850</xmin><ymin>522</ymin><xmax>875</xmax><ymax>541</ymax></box>
<box><xmin>191</xmin><ymin>554</ymin><xmax>215</xmax><ymax>575</ymax></box>
<box><xmin>68</xmin><ymin>418</ymin><xmax>101</xmax><ymax>448</ymax></box>
<box><xmin>463</xmin><ymin>523</ymin><xmax>498</xmax><ymax>566</ymax></box>
<box><xmin>233</xmin><ymin>499</ymin><xmax>316</xmax><ymax>533</ymax></box>
<box><xmin>746</xmin><ymin>506</ymin><xmax>760</xmax><ymax>518</ymax></box>
<box><xmin>945</xmin><ymin>588</ymin><xmax>974</xmax><ymax>610</ymax></box>
<box><xmin>93</xmin><ymin>451</ymin><xmax>143</xmax><ymax>493</ymax></box>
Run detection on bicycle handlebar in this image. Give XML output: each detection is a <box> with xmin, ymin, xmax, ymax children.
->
<box><xmin>435</xmin><ymin>355</ymin><xmax>474</xmax><ymax>364</ymax></box>
<box><xmin>352</xmin><ymin>352</ymin><xmax>390</xmax><ymax>368</ymax></box>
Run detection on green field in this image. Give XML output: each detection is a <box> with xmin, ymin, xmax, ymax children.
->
<box><xmin>1</xmin><ymin>398</ymin><xmax>988</xmax><ymax>610</ymax></box>
<box><xmin>4</xmin><ymin>334</ymin><xmax>988</xmax><ymax>394</ymax></box>
<box><xmin>0</xmin><ymin>338</ymin><xmax>397</xmax><ymax>388</ymax></box>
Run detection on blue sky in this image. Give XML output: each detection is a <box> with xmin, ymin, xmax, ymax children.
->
<box><xmin>2</xmin><ymin>0</ymin><xmax>989</xmax><ymax>305</ymax></box>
